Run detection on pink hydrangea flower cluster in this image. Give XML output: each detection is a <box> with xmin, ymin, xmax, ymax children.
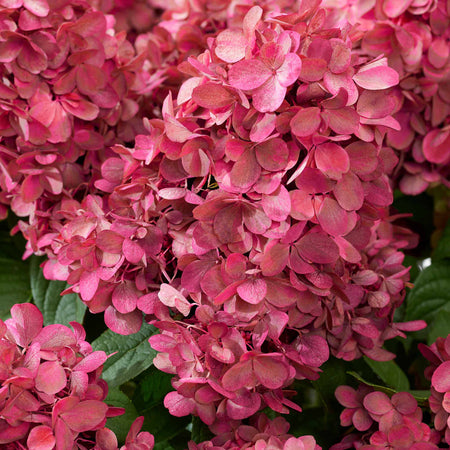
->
<box><xmin>0</xmin><ymin>302</ymin><xmax>154</xmax><ymax>449</ymax></box>
<box><xmin>332</xmin><ymin>385</ymin><xmax>441</xmax><ymax>449</ymax></box>
<box><xmin>325</xmin><ymin>0</ymin><xmax>450</xmax><ymax>195</ymax></box>
<box><xmin>0</xmin><ymin>0</ymin><xmax>156</xmax><ymax>220</ymax></box>
<box><xmin>188</xmin><ymin>413</ymin><xmax>320</xmax><ymax>450</ymax></box>
<box><xmin>419</xmin><ymin>333</ymin><xmax>450</xmax><ymax>445</ymax></box>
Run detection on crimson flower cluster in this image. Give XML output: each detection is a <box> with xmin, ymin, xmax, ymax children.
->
<box><xmin>420</xmin><ymin>333</ymin><xmax>450</xmax><ymax>445</ymax></box>
<box><xmin>332</xmin><ymin>385</ymin><xmax>441</xmax><ymax>449</ymax></box>
<box><xmin>0</xmin><ymin>303</ymin><xmax>154</xmax><ymax>449</ymax></box>
<box><xmin>188</xmin><ymin>413</ymin><xmax>320</xmax><ymax>450</ymax></box>
<box><xmin>325</xmin><ymin>0</ymin><xmax>450</xmax><ymax>195</ymax></box>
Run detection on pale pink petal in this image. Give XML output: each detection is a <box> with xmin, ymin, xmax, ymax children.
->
<box><xmin>228</xmin><ymin>59</ymin><xmax>271</xmax><ymax>90</ymax></box>
<box><xmin>315</xmin><ymin>143</ymin><xmax>350</xmax><ymax>179</ymax></box>
<box><xmin>60</xmin><ymin>400</ymin><xmax>108</xmax><ymax>432</ymax></box>
<box><xmin>353</xmin><ymin>62</ymin><xmax>399</xmax><ymax>90</ymax></box>
<box><xmin>260</xmin><ymin>242</ymin><xmax>289</xmax><ymax>276</ymax></box>
<box><xmin>27</xmin><ymin>425</ymin><xmax>55</xmax><ymax>450</ymax></box>
<box><xmin>35</xmin><ymin>361</ymin><xmax>67</xmax><ymax>394</ymax></box>
<box><xmin>276</xmin><ymin>53</ymin><xmax>302</xmax><ymax>87</ymax></box>
<box><xmin>255</xmin><ymin>138</ymin><xmax>289</xmax><ymax>172</ymax></box>
<box><xmin>432</xmin><ymin>361</ymin><xmax>450</xmax><ymax>393</ymax></box>
<box><xmin>104</xmin><ymin>307</ymin><xmax>142</xmax><ymax>335</ymax></box>
<box><xmin>296</xmin><ymin>232</ymin><xmax>339</xmax><ymax>264</ymax></box>
<box><xmin>253</xmin><ymin>355</ymin><xmax>289</xmax><ymax>389</ymax></box>
<box><xmin>317</xmin><ymin>197</ymin><xmax>350</xmax><ymax>236</ymax></box>
<box><xmin>230</xmin><ymin>150</ymin><xmax>261</xmax><ymax>190</ymax></box>
<box><xmin>261</xmin><ymin>185</ymin><xmax>291</xmax><ymax>222</ymax></box>
<box><xmin>8</xmin><ymin>303</ymin><xmax>43</xmax><ymax>347</ymax></box>
<box><xmin>122</xmin><ymin>239</ymin><xmax>145</xmax><ymax>264</ymax></box>
<box><xmin>215</xmin><ymin>29</ymin><xmax>246</xmax><ymax>63</ymax></box>
<box><xmin>192</xmin><ymin>83</ymin><xmax>235</xmax><ymax>109</ymax></box>
<box><xmin>423</xmin><ymin>129</ymin><xmax>450</xmax><ymax>164</ymax></box>
<box><xmin>222</xmin><ymin>359</ymin><xmax>254</xmax><ymax>390</ymax></box>
<box><xmin>291</xmin><ymin>107</ymin><xmax>321</xmax><ymax>137</ymax></box>
<box><xmin>252</xmin><ymin>76</ymin><xmax>286</xmax><ymax>112</ymax></box>
<box><xmin>237</xmin><ymin>279</ymin><xmax>267</xmax><ymax>304</ymax></box>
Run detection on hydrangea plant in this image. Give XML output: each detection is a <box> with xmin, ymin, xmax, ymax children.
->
<box><xmin>0</xmin><ymin>0</ymin><xmax>448</xmax><ymax>448</ymax></box>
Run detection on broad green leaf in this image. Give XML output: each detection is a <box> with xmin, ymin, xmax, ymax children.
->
<box><xmin>427</xmin><ymin>310</ymin><xmax>450</xmax><ymax>344</ymax></box>
<box><xmin>405</xmin><ymin>261</ymin><xmax>450</xmax><ymax>323</ymax></box>
<box><xmin>0</xmin><ymin>257</ymin><xmax>30</xmax><ymax>319</ymax></box>
<box><xmin>364</xmin><ymin>357</ymin><xmax>410</xmax><ymax>391</ymax></box>
<box><xmin>29</xmin><ymin>256</ymin><xmax>86</xmax><ymax>326</ymax></box>
<box><xmin>92</xmin><ymin>321</ymin><xmax>158</xmax><ymax>388</ymax></box>
<box><xmin>133</xmin><ymin>366</ymin><xmax>173</xmax><ymax>407</ymax></box>
<box><xmin>311</xmin><ymin>358</ymin><xmax>347</xmax><ymax>402</ymax></box>
<box><xmin>191</xmin><ymin>416</ymin><xmax>213</xmax><ymax>444</ymax></box>
<box><xmin>433</xmin><ymin>220</ymin><xmax>450</xmax><ymax>261</ymax></box>
<box><xmin>105</xmin><ymin>387</ymin><xmax>138</xmax><ymax>444</ymax></box>
<box><xmin>347</xmin><ymin>371</ymin><xmax>397</xmax><ymax>396</ymax></box>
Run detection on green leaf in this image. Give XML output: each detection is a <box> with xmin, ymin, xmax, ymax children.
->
<box><xmin>363</xmin><ymin>357</ymin><xmax>410</xmax><ymax>391</ymax></box>
<box><xmin>191</xmin><ymin>416</ymin><xmax>213</xmax><ymax>444</ymax></box>
<box><xmin>433</xmin><ymin>220</ymin><xmax>450</xmax><ymax>261</ymax></box>
<box><xmin>29</xmin><ymin>256</ymin><xmax>86</xmax><ymax>326</ymax></box>
<box><xmin>427</xmin><ymin>310</ymin><xmax>450</xmax><ymax>345</ymax></box>
<box><xmin>347</xmin><ymin>372</ymin><xmax>428</xmax><ymax>405</ymax></box>
<box><xmin>0</xmin><ymin>257</ymin><xmax>30</xmax><ymax>319</ymax></box>
<box><xmin>405</xmin><ymin>260</ymin><xmax>450</xmax><ymax>324</ymax></box>
<box><xmin>311</xmin><ymin>358</ymin><xmax>347</xmax><ymax>402</ymax></box>
<box><xmin>133</xmin><ymin>366</ymin><xmax>173</xmax><ymax>408</ymax></box>
<box><xmin>105</xmin><ymin>387</ymin><xmax>139</xmax><ymax>444</ymax></box>
<box><xmin>92</xmin><ymin>321</ymin><xmax>158</xmax><ymax>388</ymax></box>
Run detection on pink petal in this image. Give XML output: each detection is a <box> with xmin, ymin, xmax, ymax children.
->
<box><xmin>76</xmin><ymin>64</ymin><xmax>106</xmax><ymax>96</ymax></box>
<box><xmin>164</xmin><ymin>391</ymin><xmax>195</xmax><ymax>417</ymax></box>
<box><xmin>27</xmin><ymin>426</ymin><xmax>55</xmax><ymax>450</ymax></box>
<box><xmin>226</xmin><ymin>391</ymin><xmax>261</xmax><ymax>420</ymax></box>
<box><xmin>112</xmin><ymin>282</ymin><xmax>138</xmax><ymax>314</ymax></box>
<box><xmin>334</xmin><ymin>171</ymin><xmax>364</xmax><ymax>211</ymax></box>
<box><xmin>317</xmin><ymin>197</ymin><xmax>351</xmax><ymax>236</ymax></box>
<box><xmin>382</xmin><ymin>0</ymin><xmax>411</xmax><ymax>17</ymax></box>
<box><xmin>363</xmin><ymin>391</ymin><xmax>393</xmax><ymax>415</ymax></box>
<box><xmin>228</xmin><ymin>59</ymin><xmax>271</xmax><ymax>90</ymax></box>
<box><xmin>432</xmin><ymin>361</ymin><xmax>450</xmax><ymax>393</ymax></box>
<box><xmin>9</xmin><ymin>303</ymin><xmax>43</xmax><ymax>347</ymax></box>
<box><xmin>73</xmin><ymin>351</ymin><xmax>107</xmax><ymax>373</ymax></box>
<box><xmin>104</xmin><ymin>307</ymin><xmax>142</xmax><ymax>335</ymax></box>
<box><xmin>357</xmin><ymin>90</ymin><xmax>397</xmax><ymax>119</ymax></box>
<box><xmin>322</xmin><ymin>107</ymin><xmax>359</xmax><ymax>135</ymax></box>
<box><xmin>323</xmin><ymin>71</ymin><xmax>358</xmax><ymax>105</ymax></box>
<box><xmin>21</xmin><ymin>174</ymin><xmax>43</xmax><ymax>203</ymax></box>
<box><xmin>296</xmin><ymin>232</ymin><xmax>340</xmax><ymax>264</ymax></box>
<box><xmin>79</xmin><ymin>270</ymin><xmax>99</xmax><ymax>301</ymax></box>
<box><xmin>158</xmin><ymin>283</ymin><xmax>191</xmax><ymax>316</ymax></box>
<box><xmin>290</xmin><ymin>190</ymin><xmax>314</xmax><ymax>220</ymax></box>
<box><xmin>423</xmin><ymin>129</ymin><xmax>450</xmax><ymax>164</ymax></box>
<box><xmin>61</xmin><ymin>95</ymin><xmax>99</xmax><ymax>120</ymax></box>
<box><xmin>315</xmin><ymin>143</ymin><xmax>350</xmax><ymax>180</ymax></box>
<box><xmin>353</xmin><ymin>61</ymin><xmax>399</xmax><ymax>90</ymax></box>
<box><xmin>230</xmin><ymin>150</ymin><xmax>261</xmax><ymax>190</ymax></box>
<box><xmin>122</xmin><ymin>239</ymin><xmax>145</xmax><ymax>264</ymax></box>
<box><xmin>237</xmin><ymin>278</ymin><xmax>267</xmax><ymax>304</ymax></box>
<box><xmin>252</xmin><ymin>76</ymin><xmax>286</xmax><ymax>112</ymax></box>
<box><xmin>260</xmin><ymin>242</ymin><xmax>289</xmax><ymax>276</ymax></box>
<box><xmin>215</xmin><ymin>29</ymin><xmax>246</xmax><ymax>63</ymax></box>
<box><xmin>34</xmin><ymin>324</ymin><xmax>76</xmax><ymax>350</ymax></box>
<box><xmin>276</xmin><ymin>53</ymin><xmax>302</xmax><ymax>87</ymax></box>
<box><xmin>96</xmin><ymin>230</ymin><xmax>124</xmax><ymax>254</ymax></box>
<box><xmin>222</xmin><ymin>359</ymin><xmax>255</xmax><ymax>390</ymax></box>
<box><xmin>60</xmin><ymin>400</ymin><xmax>108</xmax><ymax>432</ymax></box>
<box><xmin>192</xmin><ymin>83</ymin><xmax>235</xmax><ymax>109</ymax></box>
<box><xmin>335</xmin><ymin>386</ymin><xmax>359</xmax><ymax>408</ymax></box>
<box><xmin>255</xmin><ymin>138</ymin><xmax>289</xmax><ymax>172</ymax></box>
<box><xmin>353</xmin><ymin>408</ymin><xmax>373</xmax><ymax>431</ymax></box>
<box><xmin>242</xmin><ymin>205</ymin><xmax>272</xmax><ymax>234</ymax></box>
<box><xmin>299</xmin><ymin>57</ymin><xmax>327</xmax><ymax>82</ymax></box>
<box><xmin>35</xmin><ymin>361</ymin><xmax>67</xmax><ymax>395</ymax></box>
<box><xmin>253</xmin><ymin>355</ymin><xmax>289</xmax><ymax>389</ymax></box>
<box><xmin>261</xmin><ymin>185</ymin><xmax>291</xmax><ymax>222</ymax></box>
<box><xmin>290</xmin><ymin>107</ymin><xmax>321</xmax><ymax>137</ymax></box>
